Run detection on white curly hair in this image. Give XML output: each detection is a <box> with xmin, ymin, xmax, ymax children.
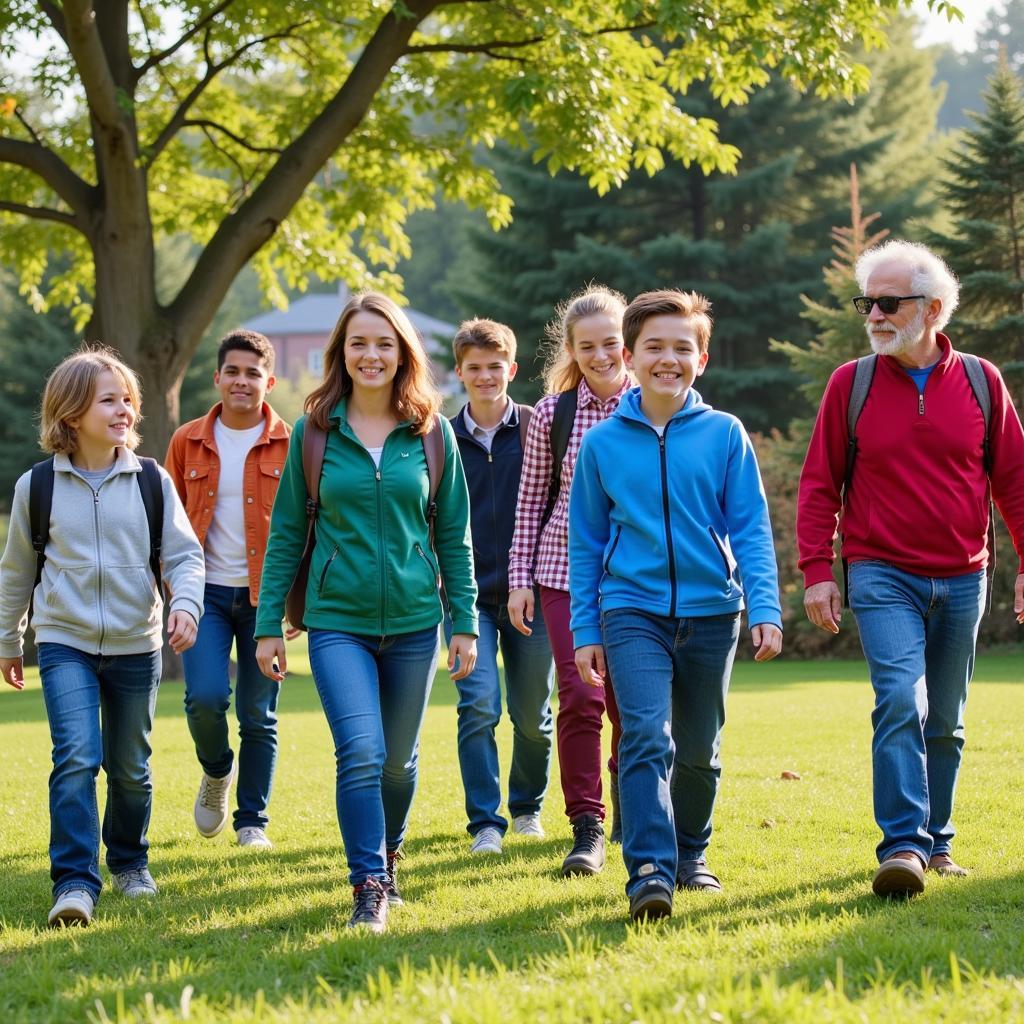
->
<box><xmin>855</xmin><ymin>239</ymin><xmax>960</xmax><ymax>331</ymax></box>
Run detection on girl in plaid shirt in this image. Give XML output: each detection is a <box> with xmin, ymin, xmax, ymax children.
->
<box><xmin>507</xmin><ymin>285</ymin><xmax>631</xmax><ymax>877</ymax></box>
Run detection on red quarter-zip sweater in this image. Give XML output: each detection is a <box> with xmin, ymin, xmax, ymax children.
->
<box><xmin>797</xmin><ymin>334</ymin><xmax>1024</xmax><ymax>587</ymax></box>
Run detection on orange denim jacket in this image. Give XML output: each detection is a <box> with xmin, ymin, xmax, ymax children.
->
<box><xmin>165</xmin><ymin>402</ymin><xmax>291</xmax><ymax>606</ymax></box>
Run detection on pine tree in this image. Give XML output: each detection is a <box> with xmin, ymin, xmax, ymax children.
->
<box><xmin>929</xmin><ymin>59</ymin><xmax>1024</xmax><ymax>383</ymax></box>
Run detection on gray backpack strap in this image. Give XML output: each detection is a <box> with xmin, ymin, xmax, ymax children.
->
<box><xmin>843</xmin><ymin>355</ymin><xmax>877</xmax><ymax>499</ymax></box>
<box><xmin>961</xmin><ymin>352</ymin><xmax>995</xmax><ymax>612</ymax></box>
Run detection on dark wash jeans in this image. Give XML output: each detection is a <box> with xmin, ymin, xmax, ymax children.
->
<box><xmin>38</xmin><ymin>642</ymin><xmax>160</xmax><ymax>900</ymax></box>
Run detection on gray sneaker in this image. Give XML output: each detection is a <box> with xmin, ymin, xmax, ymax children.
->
<box><xmin>470</xmin><ymin>826</ymin><xmax>503</xmax><ymax>854</ymax></box>
<box><xmin>48</xmin><ymin>888</ymin><xmax>95</xmax><ymax>928</ymax></box>
<box><xmin>112</xmin><ymin>867</ymin><xmax>158</xmax><ymax>898</ymax></box>
<box><xmin>237</xmin><ymin>826</ymin><xmax>273</xmax><ymax>849</ymax></box>
<box><xmin>512</xmin><ymin>813</ymin><xmax>545</xmax><ymax>838</ymax></box>
<box><xmin>194</xmin><ymin>760</ymin><xmax>237</xmax><ymax>837</ymax></box>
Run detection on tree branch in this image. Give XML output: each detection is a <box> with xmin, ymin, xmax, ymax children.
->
<box><xmin>61</xmin><ymin>0</ymin><xmax>124</xmax><ymax>128</ymax></box>
<box><xmin>0</xmin><ymin>136</ymin><xmax>94</xmax><ymax>219</ymax></box>
<box><xmin>36</xmin><ymin>0</ymin><xmax>68</xmax><ymax>45</ymax></box>
<box><xmin>0</xmin><ymin>198</ymin><xmax>79</xmax><ymax>227</ymax></box>
<box><xmin>143</xmin><ymin>22</ymin><xmax>312</xmax><ymax>167</ymax></box>
<box><xmin>404</xmin><ymin>19</ymin><xmax>658</xmax><ymax>56</ymax></box>
<box><xmin>182</xmin><ymin>119</ymin><xmax>284</xmax><ymax>154</ymax></box>
<box><xmin>134</xmin><ymin>0</ymin><xmax>237</xmax><ymax>80</ymax></box>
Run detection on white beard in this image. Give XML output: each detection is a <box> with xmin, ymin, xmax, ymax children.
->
<box><xmin>866</xmin><ymin>307</ymin><xmax>926</xmax><ymax>356</ymax></box>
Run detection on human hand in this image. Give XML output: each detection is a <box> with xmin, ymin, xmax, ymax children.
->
<box><xmin>508</xmin><ymin>588</ymin><xmax>535</xmax><ymax>636</ymax></box>
<box><xmin>574</xmin><ymin>644</ymin><xmax>606</xmax><ymax>687</ymax></box>
<box><xmin>284</xmin><ymin>625</ymin><xmax>302</xmax><ymax>641</ymax></box>
<box><xmin>448</xmin><ymin>634</ymin><xmax>478</xmax><ymax>681</ymax></box>
<box><xmin>167</xmin><ymin>611</ymin><xmax>198</xmax><ymax>653</ymax></box>
<box><xmin>0</xmin><ymin>657</ymin><xmax>24</xmax><ymax>690</ymax></box>
<box><xmin>751</xmin><ymin>623</ymin><xmax>783</xmax><ymax>662</ymax></box>
<box><xmin>256</xmin><ymin>637</ymin><xmax>287</xmax><ymax>681</ymax></box>
<box><xmin>1014</xmin><ymin>572</ymin><xmax>1023</xmax><ymax>625</ymax></box>
<box><xmin>803</xmin><ymin>581</ymin><xmax>841</xmax><ymax>634</ymax></box>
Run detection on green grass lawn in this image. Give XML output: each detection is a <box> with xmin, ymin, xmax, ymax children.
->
<box><xmin>2</xmin><ymin>647</ymin><xmax>1024</xmax><ymax>1023</ymax></box>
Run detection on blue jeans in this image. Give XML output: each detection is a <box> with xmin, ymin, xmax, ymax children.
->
<box><xmin>37</xmin><ymin>643</ymin><xmax>161</xmax><ymax>901</ymax></box>
<box><xmin>602</xmin><ymin>608</ymin><xmax>739</xmax><ymax>895</ymax></box>
<box><xmin>308</xmin><ymin>626</ymin><xmax>440</xmax><ymax>885</ymax></box>
<box><xmin>182</xmin><ymin>583</ymin><xmax>280</xmax><ymax>830</ymax></box>
<box><xmin>849</xmin><ymin>561</ymin><xmax>986</xmax><ymax>864</ymax></box>
<box><xmin>445</xmin><ymin>600</ymin><xmax>554</xmax><ymax>836</ymax></box>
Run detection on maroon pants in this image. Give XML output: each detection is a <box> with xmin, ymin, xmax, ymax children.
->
<box><xmin>539</xmin><ymin>585</ymin><xmax>621</xmax><ymax>821</ymax></box>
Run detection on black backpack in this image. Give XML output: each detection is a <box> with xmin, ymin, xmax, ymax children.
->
<box><xmin>842</xmin><ymin>352</ymin><xmax>994</xmax><ymax>609</ymax></box>
<box><xmin>28</xmin><ymin>457</ymin><xmax>165</xmax><ymax>605</ymax></box>
<box><xmin>539</xmin><ymin>387</ymin><xmax>579</xmax><ymax>531</ymax></box>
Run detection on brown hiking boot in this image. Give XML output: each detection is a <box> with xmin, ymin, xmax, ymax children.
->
<box><xmin>872</xmin><ymin>851</ymin><xmax>926</xmax><ymax>898</ymax></box>
<box><xmin>927</xmin><ymin>853</ymin><xmax>969</xmax><ymax>877</ymax></box>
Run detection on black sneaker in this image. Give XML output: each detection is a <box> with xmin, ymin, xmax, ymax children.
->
<box><xmin>629</xmin><ymin>878</ymin><xmax>673</xmax><ymax>922</ymax></box>
<box><xmin>561</xmin><ymin>814</ymin><xmax>605</xmax><ymax>876</ymax></box>
<box><xmin>348</xmin><ymin>876</ymin><xmax>388</xmax><ymax>933</ymax></box>
<box><xmin>385</xmin><ymin>848</ymin><xmax>404</xmax><ymax>906</ymax></box>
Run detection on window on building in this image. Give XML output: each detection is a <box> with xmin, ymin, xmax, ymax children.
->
<box><xmin>308</xmin><ymin>349</ymin><xmax>324</xmax><ymax>375</ymax></box>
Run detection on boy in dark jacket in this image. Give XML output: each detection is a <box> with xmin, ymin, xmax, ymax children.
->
<box><xmin>449</xmin><ymin>319</ymin><xmax>555</xmax><ymax>855</ymax></box>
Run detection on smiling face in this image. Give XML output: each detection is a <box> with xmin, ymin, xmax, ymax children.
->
<box><xmin>628</xmin><ymin>314</ymin><xmax>708</xmax><ymax>406</ymax></box>
<box><xmin>455</xmin><ymin>345</ymin><xmax>517</xmax><ymax>407</ymax></box>
<box><xmin>570</xmin><ymin>312</ymin><xmax>627</xmax><ymax>395</ymax></box>
<box><xmin>68</xmin><ymin>368</ymin><xmax>136</xmax><ymax>455</ymax></box>
<box><xmin>214</xmin><ymin>348</ymin><xmax>275</xmax><ymax>427</ymax></box>
<box><xmin>343</xmin><ymin>310</ymin><xmax>403</xmax><ymax>393</ymax></box>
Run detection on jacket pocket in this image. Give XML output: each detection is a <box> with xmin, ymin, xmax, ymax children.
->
<box><xmin>707</xmin><ymin>527</ymin><xmax>737</xmax><ymax>583</ymax></box>
<box><xmin>415</xmin><ymin>543</ymin><xmax>440</xmax><ymax>588</ymax></box>
<box><xmin>258</xmin><ymin>461</ymin><xmax>285</xmax><ymax>508</ymax></box>
<box><xmin>182</xmin><ymin>463</ymin><xmax>212</xmax><ymax>516</ymax></box>
<box><xmin>101</xmin><ymin>564</ymin><xmax>161</xmax><ymax>639</ymax></box>
<box><xmin>603</xmin><ymin>526</ymin><xmax>623</xmax><ymax>575</ymax></box>
<box><xmin>44</xmin><ymin>565</ymin><xmax>97</xmax><ymax>628</ymax></box>
<box><xmin>317</xmin><ymin>546</ymin><xmax>339</xmax><ymax>596</ymax></box>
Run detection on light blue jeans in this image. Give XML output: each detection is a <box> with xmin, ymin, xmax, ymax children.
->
<box><xmin>601</xmin><ymin>608</ymin><xmax>740</xmax><ymax>896</ymax></box>
<box><xmin>38</xmin><ymin>643</ymin><xmax>160</xmax><ymax>900</ymax></box>
<box><xmin>183</xmin><ymin>583</ymin><xmax>280</xmax><ymax>830</ymax></box>
<box><xmin>445</xmin><ymin>599</ymin><xmax>554</xmax><ymax>836</ymax></box>
<box><xmin>307</xmin><ymin>626</ymin><xmax>440</xmax><ymax>885</ymax></box>
<box><xmin>848</xmin><ymin>560</ymin><xmax>986</xmax><ymax>863</ymax></box>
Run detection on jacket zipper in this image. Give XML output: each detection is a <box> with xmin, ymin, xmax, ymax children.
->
<box><xmin>415</xmin><ymin>543</ymin><xmax>438</xmax><ymax>585</ymax></box>
<box><xmin>375</xmin><ymin>465</ymin><xmax>386</xmax><ymax>634</ymax></box>
<box><xmin>92</xmin><ymin>488</ymin><xmax>106</xmax><ymax>653</ymax></box>
<box><xmin>603</xmin><ymin>525</ymin><xmax>623</xmax><ymax>574</ymax></box>
<box><xmin>318</xmin><ymin>546</ymin><xmax>339</xmax><ymax>595</ymax></box>
<box><xmin>707</xmin><ymin>526</ymin><xmax>733</xmax><ymax>583</ymax></box>
<box><xmin>658</xmin><ymin>428</ymin><xmax>678</xmax><ymax>617</ymax></box>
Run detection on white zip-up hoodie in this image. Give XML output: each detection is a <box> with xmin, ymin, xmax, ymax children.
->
<box><xmin>0</xmin><ymin>449</ymin><xmax>205</xmax><ymax>658</ymax></box>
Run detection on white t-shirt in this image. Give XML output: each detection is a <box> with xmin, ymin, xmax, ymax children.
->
<box><xmin>205</xmin><ymin>419</ymin><xmax>265</xmax><ymax>587</ymax></box>
<box><xmin>366</xmin><ymin>445</ymin><xmax>385</xmax><ymax>468</ymax></box>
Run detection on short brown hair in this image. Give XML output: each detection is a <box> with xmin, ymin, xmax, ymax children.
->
<box><xmin>622</xmin><ymin>290</ymin><xmax>713</xmax><ymax>353</ymax></box>
<box><xmin>40</xmin><ymin>345</ymin><xmax>144</xmax><ymax>454</ymax></box>
<box><xmin>452</xmin><ymin>318</ymin><xmax>517</xmax><ymax>366</ymax></box>
<box><xmin>217</xmin><ymin>328</ymin><xmax>276</xmax><ymax>374</ymax></box>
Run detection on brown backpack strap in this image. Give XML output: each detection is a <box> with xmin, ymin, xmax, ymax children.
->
<box><xmin>517</xmin><ymin>404</ymin><xmax>532</xmax><ymax>451</ymax></box>
<box><xmin>421</xmin><ymin>416</ymin><xmax>446</xmax><ymax>554</ymax></box>
<box><xmin>285</xmin><ymin>421</ymin><xmax>328</xmax><ymax>632</ymax></box>
<box><xmin>302</xmin><ymin>422</ymin><xmax>328</xmax><ymax>508</ymax></box>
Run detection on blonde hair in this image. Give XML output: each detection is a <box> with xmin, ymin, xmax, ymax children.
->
<box><xmin>305</xmin><ymin>291</ymin><xmax>442</xmax><ymax>435</ymax></box>
<box><xmin>540</xmin><ymin>285</ymin><xmax>627</xmax><ymax>394</ymax></box>
<box><xmin>40</xmin><ymin>345</ymin><xmax>143</xmax><ymax>454</ymax></box>
<box><xmin>622</xmin><ymin>290</ymin><xmax>714</xmax><ymax>353</ymax></box>
<box><xmin>452</xmin><ymin>318</ymin><xmax>517</xmax><ymax>366</ymax></box>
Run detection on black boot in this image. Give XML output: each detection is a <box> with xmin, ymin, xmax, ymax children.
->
<box><xmin>608</xmin><ymin>771</ymin><xmax>622</xmax><ymax>844</ymax></box>
<box><xmin>561</xmin><ymin>814</ymin><xmax>605</xmax><ymax>876</ymax></box>
<box><xmin>384</xmin><ymin>847</ymin><xmax>404</xmax><ymax>906</ymax></box>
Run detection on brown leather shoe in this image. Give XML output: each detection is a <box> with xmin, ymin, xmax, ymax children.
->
<box><xmin>872</xmin><ymin>851</ymin><xmax>926</xmax><ymax>898</ymax></box>
<box><xmin>927</xmin><ymin>853</ymin><xmax>969</xmax><ymax>877</ymax></box>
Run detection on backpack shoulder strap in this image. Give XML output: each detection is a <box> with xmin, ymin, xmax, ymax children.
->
<box><xmin>422</xmin><ymin>415</ymin><xmax>446</xmax><ymax>508</ymax></box>
<box><xmin>135</xmin><ymin>457</ymin><xmax>165</xmax><ymax>587</ymax></box>
<box><xmin>517</xmin><ymin>404</ymin><xmax>533</xmax><ymax>452</ymax></box>
<box><xmin>541</xmin><ymin>388</ymin><xmax>578</xmax><ymax>529</ymax></box>
<box><xmin>960</xmin><ymin>353</ymin><xmax>992</xmax><ymax>474</ymax></box>
<box><xmin>301</xmin><ymin>421</ymin><xmax>328</xmax><ymax>507</ymax></box>
<box><xmin>844</xmin><ymin>355</ymin><xmax>877</xmax><ymax>498</ymax></box>
<box><xmin>29</xmin><ymin>457</ymin><xmax>56</xmax><ymax>592</ymax></box>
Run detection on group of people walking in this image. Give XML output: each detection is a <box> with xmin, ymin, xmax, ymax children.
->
<box><xmin>1</xmin><ymin>239</ymin><xmax>1022</xmax><ymax>934</ymax></box>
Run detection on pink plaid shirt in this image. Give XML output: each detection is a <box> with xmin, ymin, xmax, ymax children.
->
<box><xmin>508</xmin><ymin>377</ymin><xmax>632</xmax><ymax>593</ymax></box>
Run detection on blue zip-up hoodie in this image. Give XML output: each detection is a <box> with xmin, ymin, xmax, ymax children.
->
<box><xmin>450</xmin><ymin>403</ymin><xmax>528</xmax><ymax>608</ymax></box>
<box><xmin>569</xmin><ymin>387</ymin><xmax>782</xmax><ymax>648</ymax></box>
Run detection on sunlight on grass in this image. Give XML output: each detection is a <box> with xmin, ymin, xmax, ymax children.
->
<box><xmin>2</xmin><ymin>647</ymin><xmax>1023</xmax><ymax>1022</ymax></box>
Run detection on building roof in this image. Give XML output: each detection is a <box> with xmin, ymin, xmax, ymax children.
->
<box><xmin>244</xmin><ymin>293</ymin><xmax>454</xmax><ymax>354</ymax></box>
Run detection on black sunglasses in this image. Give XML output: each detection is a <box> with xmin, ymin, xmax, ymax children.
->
<box><xmin>852</xmin><ymin>294</ymin><xmax>925</xmax><ymax>315</ymax></box>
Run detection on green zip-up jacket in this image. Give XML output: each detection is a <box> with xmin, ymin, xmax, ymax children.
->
<box><xmin>255</xmin><ymin>400</ymin><xmax>478</xmax><ymax>638</ymax></box>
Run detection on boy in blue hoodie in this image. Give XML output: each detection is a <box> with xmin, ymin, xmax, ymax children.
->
<box><xmin>569</xmin><ymin>289</ymin><xmax>783</xmax><ymax>922</ymax></box>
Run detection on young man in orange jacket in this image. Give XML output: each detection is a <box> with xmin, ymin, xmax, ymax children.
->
<box><xmin>166</xmin><ymin>330</ymin><xmax>291</xmax><ymax>848</ymax></box>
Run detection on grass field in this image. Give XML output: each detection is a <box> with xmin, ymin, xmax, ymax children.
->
<box><xmin>2</xmin><ymin>646</ymin><xmax>1024</xmax><ymax>1023</ymax></box>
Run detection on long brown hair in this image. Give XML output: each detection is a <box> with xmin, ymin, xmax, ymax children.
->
<box><xmin>540</xmin><ymin>285</ymin><xmax>627</xmax><ymax>394</ymax></box>
<box><xmin>305</xmin><ymin>292</ymin><xmax>442</xmax><ymax>434</ymax></box>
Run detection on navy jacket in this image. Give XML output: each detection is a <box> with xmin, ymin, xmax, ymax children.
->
<box><xmin>451</xmin><ymin>403</ymin><xmax>530</xmax><ymax>608</ymax></box>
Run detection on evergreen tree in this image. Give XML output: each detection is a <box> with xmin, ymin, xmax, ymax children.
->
<box><xmin>928</xmin><ymin>59</ymin><xmax>1024</xmax><ymax>384</ymax></box>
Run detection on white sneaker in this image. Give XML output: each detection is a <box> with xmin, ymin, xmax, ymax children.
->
<box><xmin>512</xmin><ymin>813</ymin><xmax>545</xmax><ymax>838</ymax></box>
<box><xmin>48</xmin><ymin>888</ymin><xmax>95</xmax><ymax>928</ymax></box>
<box><xmin>112</xmin><ymin>867</ymin><xmax>158</xmax><ymax>898</ymax></box>
<box><xmin>237</xmin><ymin>826</ymin><xmax>273</xmax><ymax>849</ymax></box>
<box><xmin>470</xmin><ymin>826</ymin><xmax>503</xmax><ymax>854</ymax></box>
<box><xmin>193</xmin><ymin>760</ymin><xmax>237</xmax><ymax>837</ymax></box>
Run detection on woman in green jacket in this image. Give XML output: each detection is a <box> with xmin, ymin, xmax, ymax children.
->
<box><xmin>255</xmin><ymin>292</ymin><xmax>478</xmax><ymax>934</ymax></box>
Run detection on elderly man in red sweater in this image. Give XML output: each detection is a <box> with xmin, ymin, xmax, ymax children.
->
<box><xmin>797</xmin><ymin>239</ymin><xmax>1024</xmax><ymax>899</ymax></box>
